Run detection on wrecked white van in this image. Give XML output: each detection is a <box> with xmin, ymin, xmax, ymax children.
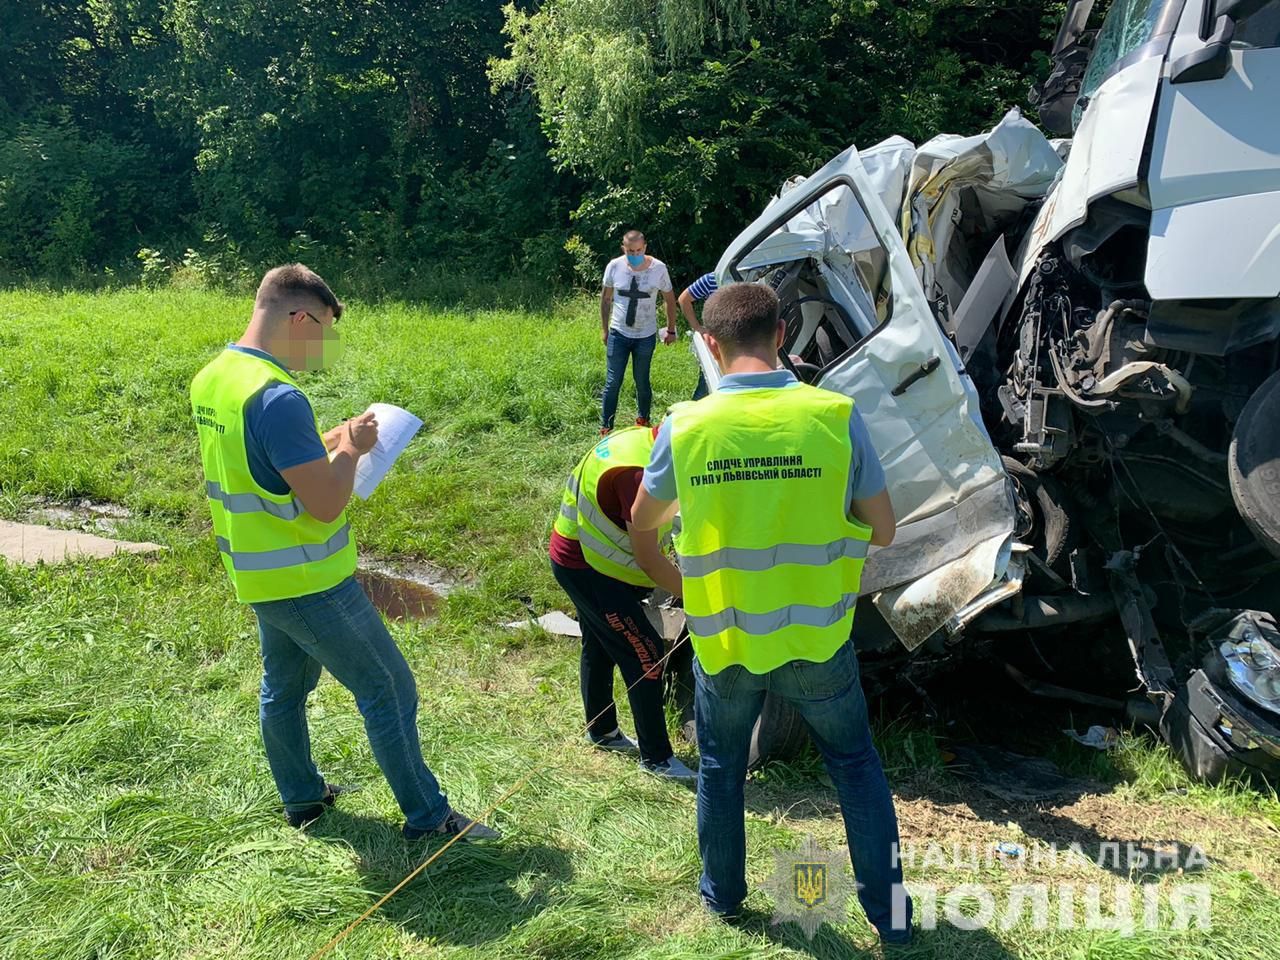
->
<box><xmin>691</xmin><ymin>0</ymin><xmax>1280</xmax><ymax>783</ymax></box>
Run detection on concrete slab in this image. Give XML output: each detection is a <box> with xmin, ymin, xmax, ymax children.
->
<box><xmin>0</xmin><ymin>520</ymin><xmax>164</xmax><ymax>566</ymax></box>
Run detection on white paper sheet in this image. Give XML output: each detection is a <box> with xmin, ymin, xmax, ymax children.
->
<box><xmin>352</xmin><ymin>403</ymin><xmax>423</xmax><ymax>500</ymax></box>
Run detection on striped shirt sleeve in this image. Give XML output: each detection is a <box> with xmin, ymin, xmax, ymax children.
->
<box><xmin>686</xmin><ymin>272</ymin><xmax>718</xmax><ymax>302</ymax></box>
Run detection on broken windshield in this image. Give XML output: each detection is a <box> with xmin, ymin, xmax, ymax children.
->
<box><xmin>1074</xmin><ymin>0</ymin><xmax>1179</xmax><ymax>127</ymax></box>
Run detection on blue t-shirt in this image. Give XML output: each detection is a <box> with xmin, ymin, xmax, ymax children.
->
<box><xmin>642</xmin><ymin>369</ymin><xmax>886</xmax><ymax>512</ymax></box>
<box><xmin>686</xmin><ymin>273</ymin><xmax>718</xmax><ymax>301</ymax></box>
<box><xmin>227</xmin><ymin>346</ymin><xmax>328</xmax><ymax>495</ymax></box>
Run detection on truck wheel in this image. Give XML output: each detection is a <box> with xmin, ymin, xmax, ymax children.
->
<box><xmin>748</xmin><ymin>695</ymin><xmax>811</xmax><ymax>768</ymax></box>
<box><xmin>1002</xmin><ymin>456</ymin><xmax>1075</xmax><ymax>573</ymax></box>
<box><xmin>664</xmin><ymin>650</ymin><xmax>812</xmax><ymax>765</ymax></box>
<box><xmin>1229</xmin><ymin>369</ymin><xmax>1280</xmax><ymax>559</ymax></box>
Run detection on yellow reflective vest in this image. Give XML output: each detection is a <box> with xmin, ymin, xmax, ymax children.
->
<box><xmin>190</xmin><ymin>349</ymin><xmax>357</xmax><ymax>603</ymax></box>
<box><xmin>553</xmin><ymin>426</ymin><xmax>671</xmax><ymax>587</ymax></box>
<box><xmin>669</xmin><ymin>384</ymin><xmax>873</xmax><ymax>674</ymax></box>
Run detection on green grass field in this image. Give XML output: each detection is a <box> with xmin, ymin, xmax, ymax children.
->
<box><xmin>1</xmin><ymin>287</ymin><xmax>1278</xmax><ymax>960</ymax></box>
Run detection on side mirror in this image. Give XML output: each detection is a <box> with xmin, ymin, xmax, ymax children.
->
<box><xmin>1170</xmin><ymin>0</ymin><xmax>1270</xmax><ymax>83</ymax></box>
<box><xmin>1170</xmin><ymin>15</ymin><xmax>1236</xmax><ymax>82</ymax></box>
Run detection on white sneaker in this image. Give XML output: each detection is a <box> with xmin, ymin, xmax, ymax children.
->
<box><xmin>642</xmin><ymin>756</ymin><xmax>698</xmax><ymax>781</ymax></box>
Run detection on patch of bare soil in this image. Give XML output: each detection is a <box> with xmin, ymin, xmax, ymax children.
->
<box><xmin>750</xmin><ymin>770</ymin><xmax>1279</xmax><ymax>887</ymax></box>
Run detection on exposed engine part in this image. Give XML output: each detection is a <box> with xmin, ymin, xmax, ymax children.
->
<box><xmin>1001</xmin><ymin>660</ymin><xmax>1124</xmax><ymax>709</ymax></box>
<box><xmin>996</xmin><ymin>247</ymin><xmax>1271</xmax><ymax>557</ymax></box>
<box><xmin>975</xmin><ymin>593</ymin><xmax>1115</xmax><ymax>632</ymax></box>
<box><xmin>1107</xmin><ymin>549</ymin><xmax>1176</xmax><ymax>698</ymax></box>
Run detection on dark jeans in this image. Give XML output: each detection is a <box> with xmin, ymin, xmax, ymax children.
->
<box><xmin>602</xmin><ymin>329</ymin><xmax>656</xmax><ymax>429</ymax></box>
<box><xmin>250</xmin><ymin>576</ymin><xmax>450</xmax><ymax>832</ymax></box>
<box><xmin>694</xmin><ymin>641</ymin><xmax>912</xmax><ymax>942</ymax></box>
<box><xmin>551</xmin><ymin>559</ymin><xmax>674</xmax><ymax>764</ymax></box>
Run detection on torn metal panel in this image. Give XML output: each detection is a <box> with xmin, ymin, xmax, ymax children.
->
<box><xmin>1107</xmin><ymin>550</ymin><xmax>1176</xmax><ymax>697</ymax></box>
<box><xmin>904</xmin><ymin>109</ymin><xmax>1062</xmax><ymax>312</ymax></box>
<box><xmin>949</xmin><ymin>234</ymin><xmax>1016</xmax><ymax>360</ymax></box>
<box><xmin>872</xmin><ymin>530</ymin><xmax>1010</xmax><ymax>651</ymax></box>
<box><xmin>861</xmin><ymin>479</ymin><xmax>1014</xmax><ymax>595</ymax></box>
<box><xmin>946</xmin><ymin>550</ymin><xmax>1027</xmax><ymax>635</ymax></box>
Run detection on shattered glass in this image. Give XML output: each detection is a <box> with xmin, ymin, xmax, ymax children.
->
<box><xmin>1074</xmin><ymin>0</ymin><xmax>1170</xmax><ymax>126</ymax></box>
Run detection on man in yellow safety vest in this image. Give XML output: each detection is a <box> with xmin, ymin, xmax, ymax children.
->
<box><xmin>549</xmin><ymin>426</ymin><xmax>696</xmax><ymax>779</ymax></box>
<box><xmin>631</xmin><ymin>282</ymin><xmax>912</xmax><ymax>942</ymax></box>
<box><xmin>190</xmin><ymin>264</ymin><xmax>497</xmax><ymax>841</ymax></box>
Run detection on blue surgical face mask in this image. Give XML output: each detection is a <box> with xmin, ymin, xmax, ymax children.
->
<box><xmin>625</xmin><ymin>253</ymin><xmax>645</xmax><ymax>267</ymax></box>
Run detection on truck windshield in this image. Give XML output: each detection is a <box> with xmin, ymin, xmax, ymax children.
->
<box><xmin>1074</xmin><ymin>0</ymin><xmax>1174</xmax><ymax>127</ymax></box>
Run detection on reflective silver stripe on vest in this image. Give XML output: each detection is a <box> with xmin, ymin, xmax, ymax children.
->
<box><xmin>206</xmin><ymin>480</ymin><xmax>304</xmax><ymax>521</ymax></box>
<box><xmin>576</xmin><ymin>527</ymin><xmax>642</xmax><ymax>573</ymax></box>
<box><xmin>575</xmin><ymin>493</ymin><xmax>630</xmax><ymax>550</ymax></box>
<box><xmin>561</xmin><ymin>472</ymin><xmax>582</xmax><ymax>524</ymax></box>
<box><xmin>215</xmin><ymin>524</ymin><xmax>351</xmax><ymax>572</ymax></box>
<box><xmin>679</xmin><ymin>537</ymin><xmax>870</xmax><ymax>578</ymax></box>
<box><xmin>686</xmin><ymin>592</ymin><xmax>859</xmax><ymax>637</ymax></box>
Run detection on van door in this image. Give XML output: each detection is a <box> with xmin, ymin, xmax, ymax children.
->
<box><xmin>712</xmin><ymin>145</ymin><xmax>1016</xmax><ymax>649</ymax></box>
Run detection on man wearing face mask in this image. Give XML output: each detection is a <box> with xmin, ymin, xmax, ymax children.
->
<box><xmin>599</xmin><ymin>230</ymin><xmax>678</xmax><ymax>435</ymax></box>
<box><xmin>190</xmin><ymin>264</ymin><xmax>499</xmax><ymax>842</ymax></box>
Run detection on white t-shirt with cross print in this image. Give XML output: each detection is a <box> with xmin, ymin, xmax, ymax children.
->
<box><xmin>603</xmin><ymin>256</ymin><xmax>672</xmax><ymax>339</ymax></box>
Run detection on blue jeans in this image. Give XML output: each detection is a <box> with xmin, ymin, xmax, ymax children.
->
<box><xmin>250</xmin><ymin>576</ymin><xmax>449</xmax><ymax>832</ymax></box>
<box><xmin>602</xmin><ymin>330</ymin><xmax>656</xmax><ymax>429</ymax></box>
<box><xmin>694</xmin><ymin>641</ymin><xmax>912</xmax><ymax>942</ymax></box>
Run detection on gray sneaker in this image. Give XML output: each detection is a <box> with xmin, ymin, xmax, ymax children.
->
<box><xmin>642</xmin><ymin>756</ymin><xmax>698</xmax><ymax>781</ymax></box>
<box><xmin>587</xmin><ymin>728</ymin><xmax>639</xmax><ymax>754</ymax></box>
<box><xmin>404</xmin><ymin>808</ymin><xmax>501</xmax><ymax>842</ymax></box>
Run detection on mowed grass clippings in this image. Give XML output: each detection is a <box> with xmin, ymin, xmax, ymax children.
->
<box><xmin>0</xmin><ymin>287</ymin><xmax>1277</xmax><ymax>960</ymax></box>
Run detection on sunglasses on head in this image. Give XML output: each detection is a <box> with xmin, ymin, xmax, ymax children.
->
<box><xmin>289</xmin><ymin>309</ymin><xmax>337</xmax><ymax>325</ymax></box>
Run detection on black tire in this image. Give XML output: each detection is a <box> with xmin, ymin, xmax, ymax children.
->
<box><xmin>664</xmin><ymin>643</ymin><xmax>812</xmax><ymax>765</ymax></box>
<box><xmin>1229</xmin><ymin>369</ymin><xmax>1280</xmax><ymax>560</ymax></box>
<box><xmin>1002</xmin><ymin>455</ymin><xmax>1075</xmax><ymax>573</ymax></box>
<box><xmin>748</xmin><ymin>694</ymin><xmax>811</xmax><ymax>769</ymax></box>
<box><xmin>666</xmin><ymin>635</ymin><xmax>697</xmax><ymax>744</ymax></box>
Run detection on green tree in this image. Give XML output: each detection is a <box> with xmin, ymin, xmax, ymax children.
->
<box><xmin>494</xmin><ymin>0</ymin><xmax>1059</xmax><ymax>277</ymax></box>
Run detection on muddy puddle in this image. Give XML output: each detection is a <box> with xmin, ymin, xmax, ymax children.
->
<box><xmin>355</xmin><ymin>559</ymin><xmax>468</xmax><ymax>621</ymax></box>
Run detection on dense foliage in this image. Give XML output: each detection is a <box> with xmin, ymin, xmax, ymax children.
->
<box><xmin>0</xmin><ymin>0</ymin><xmax>1060</xmax><ymax>292</ymax></box>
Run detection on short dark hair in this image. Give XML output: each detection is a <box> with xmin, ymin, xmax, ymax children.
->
<box><xmin>702</xmin><ymin>283</ymin><xmax>780</xmax><ymax>352</ymax></box>
<box><xmin>256</xmin><ymin>263</ymin><xmax>344</xmax><ymax>320</ymax></box>
<box><xmin>622</xmin><ymin>229</ymin><xmax>645</xmax><ymax>245</ymax></box>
